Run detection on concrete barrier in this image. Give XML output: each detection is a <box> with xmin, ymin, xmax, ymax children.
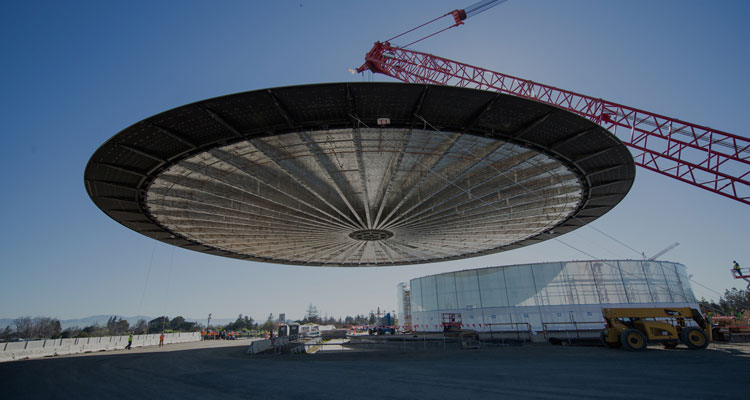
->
<box><xmin>247</xmin><ymin>339</ymin><xmax>272</xmax><ymax>354</ymax></box>
<box><xmin>0</xmin><ymin>332</ymin><xmax>201</xmax><ymax>362</ymax></box>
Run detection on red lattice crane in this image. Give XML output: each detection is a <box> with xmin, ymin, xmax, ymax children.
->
<box><xmin>357</xmin><ymin>1</ymin><xmax>750</xmax><ymax>205</ymax></box>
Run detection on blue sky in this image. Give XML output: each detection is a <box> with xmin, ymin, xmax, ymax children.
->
<box><xmin>1</xmin><ymin>0</ymin><xmax>748</xmax><ymax>322</ymax></box>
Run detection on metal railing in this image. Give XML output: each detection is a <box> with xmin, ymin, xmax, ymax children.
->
<box><xmin>541</xmin><ymin>321</ymin><xmax>604</xmax><ymax>342</ymax></box>
<box><xmin>483</xmin><ymin>322</ymin><xmax>534</xmax><ymax>342</ymax></box>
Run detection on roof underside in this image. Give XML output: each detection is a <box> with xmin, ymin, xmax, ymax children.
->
<box><xmin>84</xmin><ymin>82</ymin><xmax>636</xmax><ymax>266</ymax></box>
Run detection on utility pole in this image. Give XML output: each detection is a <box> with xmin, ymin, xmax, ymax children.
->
<box><xmin>207</xmin><ymin>313</ymin><xmax>212</xmax><ymax>329</ymax></box>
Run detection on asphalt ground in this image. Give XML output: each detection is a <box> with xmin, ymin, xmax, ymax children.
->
<box><xmin>2</xmin><ymin>339</ymin><xmax>749</xmax><ymax>399</ymax></box>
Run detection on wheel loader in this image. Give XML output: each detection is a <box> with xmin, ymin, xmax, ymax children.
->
<box><xmin>600</xmin><ymin>307</ymin><xmax>711</xmax><ymax>351</ymax></box>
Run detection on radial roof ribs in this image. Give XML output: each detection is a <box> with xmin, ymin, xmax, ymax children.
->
<box><xmin>85</xmin><ymin>82</ymin><xmax>635</xmax><ymax>266</ymax></box>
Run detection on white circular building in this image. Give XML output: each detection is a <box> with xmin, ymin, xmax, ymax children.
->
<box><xmin>399</xmin><ymin>260</ymin><xmax>698</xmax><ymax>333</ymax></box>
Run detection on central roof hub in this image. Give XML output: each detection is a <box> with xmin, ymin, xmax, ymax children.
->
<box><xmin>349</xmin><ymin>229</ymin><xmax>394</xmax><ymax>241</ymax></box>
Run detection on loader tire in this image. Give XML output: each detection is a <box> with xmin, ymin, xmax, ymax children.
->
<box><xmin>620</xmin><ymin>329</ymin><xmax>647</xmax><ymax>351</ymax></box>
<box><xmin>662</xmin><ymin>341</ymin><xmax>678</xmax><ymax>349</ymax></box>
<box><xmin>681</xmin><ymin>327</ymin><xmax>709</xmax><ymax>350</ymax></box>
<box><xmin>600</xmin><ymin>330</ymin><xmax>621</xmax><ymax>348</ymax></box>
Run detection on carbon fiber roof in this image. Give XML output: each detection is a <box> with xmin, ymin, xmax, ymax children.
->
<box><xmin>84</xmin><ymin>82</ymin><xmax>635</xmax><ymax>266</ymax></box>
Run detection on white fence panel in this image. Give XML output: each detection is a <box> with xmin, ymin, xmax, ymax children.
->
<box><xmin>1</xmin><ymin>331</ymin><xmax>202</xmax><ymax>362</ymax></box>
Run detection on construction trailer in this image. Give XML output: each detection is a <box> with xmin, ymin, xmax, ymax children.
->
<box><xmin>277</xmin><ymin>323</ymin><xmax>300</xmax><ymax>341</ymax></box>
<box><xmin>711</xmin><ymin>312</ymin><xmax>750</xmax><ymax>343</ymax></box>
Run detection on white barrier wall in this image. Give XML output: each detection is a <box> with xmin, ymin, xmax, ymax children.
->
<box><xmin>247</xmin><ymin>339</ymin><xmax>273</xmax><ymax>354</ymax></box>
<box><xmin>0</xmin><ymin>332</ymin><xmax>201</xmax><ymax>362</ymax></box>
<box><xmin>246</xmin><ymin>337</ymin><xmax>291</xmax><ymax>355</ymax></box>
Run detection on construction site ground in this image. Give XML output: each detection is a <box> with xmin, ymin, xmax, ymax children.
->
<box><xmin>2</xmin><ymin>338</ymin><xmax>748</xmax><ymax>399</ymax></box>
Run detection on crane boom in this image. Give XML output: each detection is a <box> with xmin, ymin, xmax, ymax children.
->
<box><xmin>357</xmin><ymin>41</ymin><xmax>750</xmax><ymax>205</ymax></box>
<box><xmin>646</xmin><ymin>242</ymin><xmax>679</xmax><ymax>261</ymax></box>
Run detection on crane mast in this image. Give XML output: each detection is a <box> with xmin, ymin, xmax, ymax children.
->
<box><xmin>357</xmin><ymin>41</ymin><xmax>750</xmax><ymax>205</ymax></box>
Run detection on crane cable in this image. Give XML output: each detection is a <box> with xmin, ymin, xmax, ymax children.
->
<box><xmin>348</xmin><ymin>112</ymin><xmax>727</xmax><ymax>308</ymax></box>
<box><xmin>414</xmin><ymin>114</ymin><xmax>730</xmax><ymax>302</ymax></box>
<box><xmin>135</xmin><ymin>241</ymin><xmax>177</xmax><ymax>335</ymax></box>
<box><xmin>373</xmin><ymin>0</ymin><xmax>651</xmax><ymax>262</ymax></box>
<box><xmin>375</xmin><ymin>1</ymin><xmax>730</xmax><ymax>302</ymax></box>
<box><xmin>162</xmin><ymin>245</ymin><xmax>176</xmax><ymax>334</ymax></box>
<box><xmin>386</xmin><ymin>12</ymin><xmax>451</xmax><ymax>43</ymax></box>
<box><xmin>401</xmin><ymin>25</ymin><xmax>462</xmax><ymax>49</ymax></box>
<box><xmin>138</xmin><ymin>241</ymin><xmax>158</xmax><ymax>314</ymax></box>
<box><xmin>387</xmin><ymin>0</ymin><xmax>508</xmax><ymax>49</ymax></box>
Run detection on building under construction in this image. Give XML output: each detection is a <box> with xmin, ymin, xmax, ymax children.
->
<box><xmin>398</xmin><ymin>260</ymin><xmax>698</xmax><ymax>334</ymax></box>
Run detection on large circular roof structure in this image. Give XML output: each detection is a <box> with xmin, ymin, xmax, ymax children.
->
<box><xmin>85</xmin><ymin>82</ymin><xmax>635</xmax><ymax>266</ymax></box>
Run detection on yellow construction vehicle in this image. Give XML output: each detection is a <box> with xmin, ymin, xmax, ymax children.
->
<box><xmin>600</xmin><ymin>307</ymin><xmax>711</xmax><ymax>351</ymax></box>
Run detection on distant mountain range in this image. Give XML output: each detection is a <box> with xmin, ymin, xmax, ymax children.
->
<box><xmin>0</xmin><ymin>315</ymin><xmax>237</xmax><ymax>330</ymax></box>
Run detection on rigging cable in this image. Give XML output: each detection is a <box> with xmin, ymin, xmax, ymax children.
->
<box><xmin>414</xmin><ymin>114</ymin><xmax>727</xmax><ymax>298</ymax></box>
<box><xmin>347</xmin><ymin>113</ymin><xmax>726</xmax><ymax>304</ymax></box>
<box><xmin>138</xmin><ymin>241</ymin><xmax>158</xmax><ymax>315</ymax></box>
<box><xmin>415</xmin><ymin>114</ymin><xmax>644</xmax><ymax>259</ymax></box>
<box><xmin>387</xmin><ymin>0</ymin><xmax>508</xmax><ymax>49</ymax></box>
<box><xmin>368</xmin><ymin>0</ymin><xmax>731</xmax><ymax>302</ymax></box>
<box><xmin>162</xmin><ymin>245</ymin><xmax>176</xmax><ymax>331</ymax></box>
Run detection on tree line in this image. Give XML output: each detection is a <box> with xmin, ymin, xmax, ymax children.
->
<box><xmin>0</xmin><ymin>317</ymin><xmax>62</xmax><ymax>341</ymax></box>
<box><xmin>298</xmin><ymin>304</ymin><xmax>382</xmax><ymax>326</ymax></box>
<box><xmin>208</xmin><ymin>305</ymin><xmax>386</xmax><ymax>333</ymax></box>
<box><xmin>1</xmin><ymin>304</ymin><xmax>389</xmax><ymax>341</ymax></box>
<box><xmin>699</xmin><ymin>288</ymin><xmax>750</xmax><ymax>316</ymax></box>
<box><xmin>0</xmin><ymin>315</ymin><xmax>201</xmax><ymax>341</ymax></box>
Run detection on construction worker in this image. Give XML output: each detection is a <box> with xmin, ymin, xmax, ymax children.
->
<box><xmin>126</xmin><ymin>333</ymin><xmax>133</xmax><ymax>350</ymax></box>
<box><xmin>733</xmin><ymin>260</ymin><xmax>742</xmax><ymax>276</ymax></box>
<box><xmin>159</xmin><ymin>333</ymin><xmax>165</xmax><ymax>347</ymax></box>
